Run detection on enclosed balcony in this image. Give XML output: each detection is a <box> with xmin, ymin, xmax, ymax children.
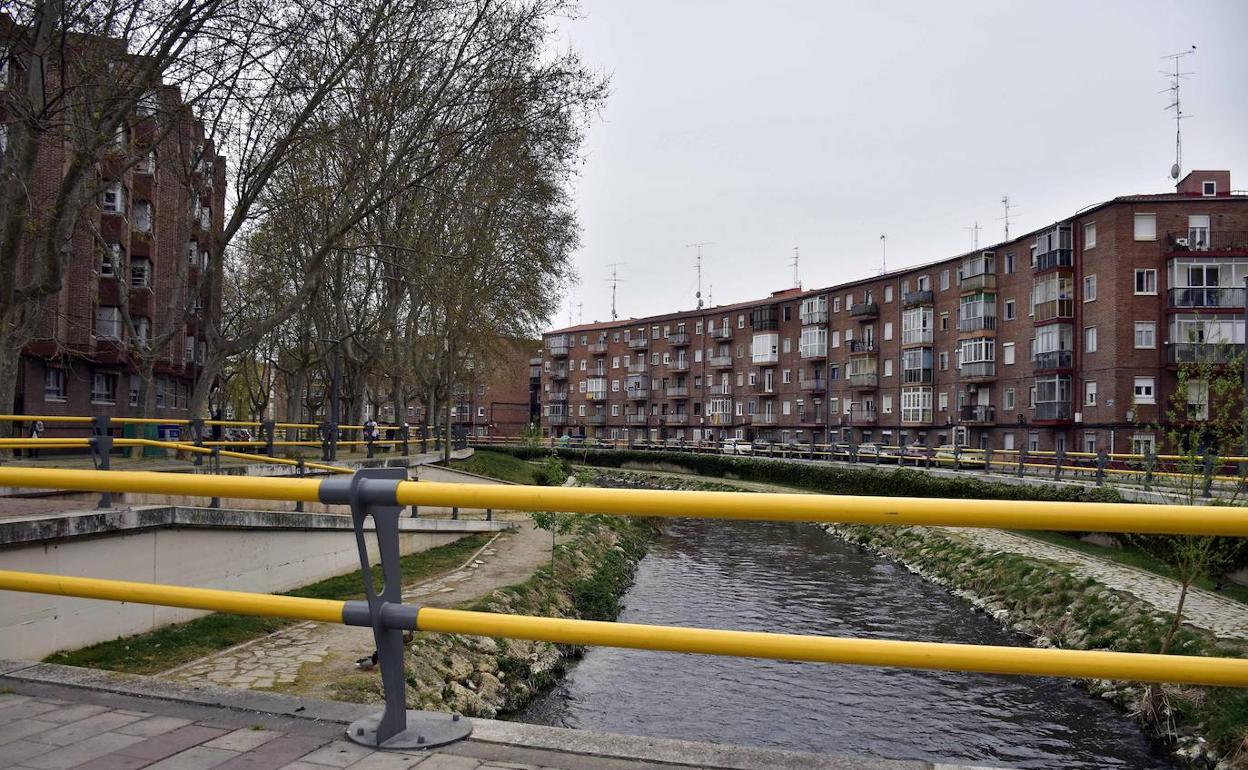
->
<box><xmin>626</xmin><ymin>413</ymin><xmax>648</xmax><ymax>425</ymax></box>
<box><xmin>668</xmin><ymin>360</ymin><xmax>690</xmax><ymax>372</ymax></box>
<box><xmin>1032</xmin><ymin>350</ymin><xmax>1073</xmax><ymax>371</ymax></box>
<box><xmin>1167</xmin><ymin>342</ymin><xmax>1246</xmax><ymax>365</ymax></box>
<box><xmin>667</xmin><ymin>332</ymin><xmax>691</xmax><ymax>346</ymax></box>
<box><xmin>800</xmin><ymin>341</ymin><xmax>828</xmax><ymax>359</ymax></box>
<box><xmin>547</xmin><ymin>414</ymin><xmax>568</xmax><ymax>426</ymax></box>
<box><xmin>1034</xmin><ymin>401</ymin><xmax>1073</xmax><ymax>421</ymax></box>
<box><xmin>959</xmin><ymin>404</ymin><xmax>995</xmax><ymax>424</ymax></box>
<box><xmin>666</xmin><ymin>386</ymin><xmax>689</xmax><ymax>398</ymax></box>
<box><xmin>708</xmin><ymin>383</ymin><xmax>733</xmax><ymax>396</ymax></box>
<box><xmin>548</xmin><ymin>391</ymin><xmax>568</xmax><ymax>402</ymax></box>
<box><xmin>902</xmin><ymin>290</ymin><xmax>934</xmax><ymax>308</ymax></box>
<box><xmin>959</xmin><ymin>361</ymin><xmax>996</xmax><ymax>380</ymax></box>
<box><xmin>1165</xmin><ymin>230</ymin><xmax>1248</xmax><ymax>254</ymax></box>
<box><xmin>848</xmin><ymin>339</ymin><xmax>876</xmax><ymax>353</ymax></box>
<box><xmin>587</xmin><ymin>414</ymin><xmax>607</xmax><ymax>426</ymax></box>
<box><xmin>709</xmin><ymin>354</ymin><xmax>734</xmax><ymax>368</ymax></box>
<box><xmin>750</xmin><ymin>413</ymin><xmax>779</xmax><ymax>426</ymax></box>
<box><xmin>1033</xmin><ymin>224</ymin><xmax>1073</xmax><ymax>271</ymax></box>
<box><xmin>547</xmin><ymin>341</ymin><xmax>570</xmax><ymax>357</ymax></box>
<box><xmin>1168</xmin><ymin>287</ymin><xmax>1247</xmax><ymax>309</ymax></box>
<box><xmin>550</xmin><ymin>368</ymin><xmax>568</xmax><ymax>381</ymax></box>
<box><xmin>849</xmin><ymin>371</ymin><xmax>879</xmax><ymax>389</ymax></box>
<box><xmin>850</xmin><ymin>302</ymin><xmax>879</xmax><ymax>320</ymax></box>
<box><xmin>848</xmin><ymin>404</ymin><xmax>877</xmax><ymax>426</ymax></box>
<box><xmin>627</xmin><ymin>337</ymin><xmax>649</xmax><ymax>350</ymax></box>
<box><xmin>957</xmin><ymin>313</ymin><xmax>997</xmax><ymax>333</ymax></box>
<box><xmin>902</xmin><ymin>367</ymin><xmax>933</xmax><ymax>385</ymax></box>
<box><xmin>587</xmin><ymin>391</ymin><xmax>607</xmax><ymax>403</ymax></box>
<box><xmin>801</xmin><ymin>308</ymin><xmax>829</xmax><ymax>325</ymax></box>
<box><xmin>587</xmin><ymin>341</ymin><xmax>608</xmax><ymax>355</ymax></box>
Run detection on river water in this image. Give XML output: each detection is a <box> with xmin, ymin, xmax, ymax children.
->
<box><xmin>518</xmin><ymin>519</ymin><xmax>1174</xmax><ymax>769</ymax></box>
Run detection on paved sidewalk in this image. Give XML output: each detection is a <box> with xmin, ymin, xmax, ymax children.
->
<box><xmin>945</xmin><ymin>527</ymin><xmax>1248</xmax><ymax>639</ymax></box>
<box><xmin>0</xmin><ymin>662</ymin><xmax>996</xmax><ymax>770</ymax></box>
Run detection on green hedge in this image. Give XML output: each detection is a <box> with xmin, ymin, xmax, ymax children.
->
<box><xmin>477</xmin><ymin>446</ymin><xmax>1123</xmax><ymax>503</ymax></box>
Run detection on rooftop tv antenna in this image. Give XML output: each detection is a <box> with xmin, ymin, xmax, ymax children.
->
<box><xmin>1161</xmin><ymin>46</ymin><xmax>1196</xmax><ymax>180</ymax></box>
<box><xmin>999</xmin><ymin>196</ymin><xmax>1015</xmax><ymax>241</ymax></box>
<box><xmin>879</xmin><ymin>234</ymin><xmax>887</xmax><ymax>274</ymax></box>
<box><xmin>963</xmin><ymin>221</ymin><xmax>982</xmax><ymax>251</ymax></box>
<box><xmin>708</xmin><ymin>283</ymin><xmax>713</xmax><ymax>307</ymax></box>
<box><xmin>687</xmin><ymin>242</ymin><xmax>713</xmax><ymax>309</ymax></box>
<box><xmin>605</xmin><ymin>263</ymin><xmax>626</xmax><ymax>320</ymax></box>
<box><xmin>790</xmin><ymin>246</ymin><xmax>800</xmax><ymax>288</ymax></box>
<box><xmin>577</xmin><ymin>302</ymin><xmax>583</xmax><ymax>325</ymax></box>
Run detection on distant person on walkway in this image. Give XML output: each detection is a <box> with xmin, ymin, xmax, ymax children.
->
<box><xmin>27</xmin><ymin>420</ymin><xmax>44</xmax><ymax>458</ymax></box>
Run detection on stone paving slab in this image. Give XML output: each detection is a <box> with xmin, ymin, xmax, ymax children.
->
<box><xmin>945</xmin><ymin>527</ymin><xmax>1248</xmax><ymax>639</ymax></box>
<box><xmin>0</xmin><ymin>661</ymin><xmax>1009</xmax><ymax>770</ymax></box>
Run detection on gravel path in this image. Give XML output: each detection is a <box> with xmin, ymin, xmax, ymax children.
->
<box><xmin>164</xmin><ymin>518</ymin><xmax>554</xmax><ymax>693</ymax></box>
<box><xmin>943</xmin><ymin>527</ymin><xmax>1248</xmax><ymax>639</ymax></box>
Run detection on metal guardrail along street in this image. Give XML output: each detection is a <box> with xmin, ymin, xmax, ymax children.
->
<box><xmin>0</xmin><ymin>465</ymin><xmax>1246</xmax><ymax>750</ymax></box>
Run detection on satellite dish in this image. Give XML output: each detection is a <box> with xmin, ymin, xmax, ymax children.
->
<box><xmin>1170</xmin><ymin>163</ymin><xmax>1181</xmax><ymax>180</ymax></box>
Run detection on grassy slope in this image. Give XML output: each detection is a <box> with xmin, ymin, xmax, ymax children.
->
<box><xmin>46</xmin><ymin>533</ymin><xmax>493</xmax><ymax>674</ymax></box>
<box><xmin>448</xmin><ymin>450</ymin><xmax>540</xmax><ymax>485</ymax></box>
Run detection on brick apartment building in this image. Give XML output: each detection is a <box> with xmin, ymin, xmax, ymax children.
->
<box><xmin>3</xmin><ymin>25</ymin><xmax>225</xmax><ymax>430</ymax></box>
<box><xmin>449</xmin><ymin>337</ymin><xmax>542</xmax><ymax>437</ymax></box>
<box><xmin>539</xmin><ymin>170</ymin><xmax>1247</xmax><ymax>455</ymax></box>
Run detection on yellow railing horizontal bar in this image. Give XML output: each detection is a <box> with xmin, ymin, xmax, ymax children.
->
<box><xmin>417</xmin><ymin>607</ymin><xmax>1248</xmax><ymax>688</ymax></box>
<box><xmin>0</xmin><ymin>467</ymin><xmax>323</xmax><ymax>501</ymax></box>
<box><xmin>0</xmin><ymin>570</ymin><xmax>345</xmax><ymax>623</ymax></box>
<box><xmin>1</xmin><ymin>569</ymin><xmax>1243</xmax><ymax>687</ymax></box>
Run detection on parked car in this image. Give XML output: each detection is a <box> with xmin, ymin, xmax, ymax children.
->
<box><xmin>222</xmin><ymin>428</ymin><xmax>253</xmax><ymax>443</ymax></box>
<box><xmin>934</xmin><ymin>444</ymin><xmax>985</xmax><ymax>468</ymax></box>
<box><xmin>856</xmin><ymin>442</ymin><xmax>900</xmax><ymax>462</ymax></box>
<box><xmin>903</xmin><ymin>443</ymin><xmax>934</xmax><ymax>462</ymax></box>
<box><xmin>721</xmin><ymin>438</ymin><xmax>752</xmax><ymax>455</ymax></box>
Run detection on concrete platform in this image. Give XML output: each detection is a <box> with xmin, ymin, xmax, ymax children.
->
<box><xmin>0</xmin><ymin>660</ymin><xmax>1007</xmax><ymax>770</ymax></box>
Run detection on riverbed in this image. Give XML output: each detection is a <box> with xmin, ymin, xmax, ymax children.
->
<box><xmin>518</xmin><ymin>518</ymin><xmax>1174</xmax><ymax>769</ymax></box>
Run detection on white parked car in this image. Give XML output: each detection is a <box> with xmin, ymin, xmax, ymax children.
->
<box><xmin>721</xmin><ymin>438</ymin><xmax>752</xmax><ymax>455</ymax></box>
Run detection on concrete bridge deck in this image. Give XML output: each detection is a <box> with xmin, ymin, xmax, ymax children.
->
<box><xmin>0</xmin><ymin>660</ymin><xmax>1004</xmax><ymax>770</ymax></box>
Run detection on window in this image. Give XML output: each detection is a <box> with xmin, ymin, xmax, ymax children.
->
<box><xmin>129</xmin><ymin>375</ymin><xmax>141</xmax><ymax>407</ymax></box>
<box><xmin>1202</xmin><ymin>180</ymin><xmax>1216</xmax><ymax>197</ymax></box>
<box><xmin>694</xmin><ymin>349</ymin><xmax>702</xmax><ymax>362</ymax></box>
<box><xmin>1134</xmin><ymin>269</ymin><xmax>1157</xmax><ymax>294</ymax></box>
<box><xmin>1084</xmin><ymin>380</ymin><xmax>1097</xmax><ymax>406</ymax></box>
<box><xmin>831</xmin><ymin>330</ymin><xmax>840</xmax><ymax>348</ymax></box>
<box><xmin>91</xmin><ymin>372</ymin><xmax>118</xmax><ymax>404</ymax></box>
<box><xmin>883</xmin><ymin>322</ymin><xmax>893</xmax><ymax>341</ymax></box>
<box><xmin>782</xmin><ymin>337</ymin><xmax>791</xmax><ymax>354</ymax></box>
<box><xmin>43</xmin><ymin>366</ymin><xmax>66</xmax><ymax>402</ymax></box>
<box><xmin>939</xmin><ymin>312</ymin><xmax>949</xmax><ymax>331</ymax></box>
<box><xmin>1187</xmin><ymin>380</ymin><xmax>1209</xmax><ymax>420</ymax></box>
<box><xmin>135</xmin><ymin>150</ymin><xmax>156</xmax><ymax>175</ymax></box>
<box><xmin>1083</xmin><ymin>432</ymin><xmax>1097</xmax><ymax>454</ymax></box>
<box><xmin>782</xmin><ymin>369</ymin><xmax>791</xmax><ymax>384</ymax></box>
<box><xmin>1004</xmin><ymin>299</ymin><xmax>1016</xmax><ymax>320</ymax></box>
<box><xmin>832</xmin><ymin>297</ymin><xmax>841</xmax><ymax>313</ymax></box>
<box><xmin>1132</xmin><ymin>433</ymin><xmax>1156</xmax><ymax>456</ymax></box>
<box><xmin>737</xmin><ymin>314</ymin><xmax>745</xmax><ymax>329</ymax></box>
<box><xmin>187</xmin><ymin>241</ymin><xmax>198</xmax><ymax>265</ymax></box>
<box><xmin>100</xmin><ymin>244</ymin><xmax>119</xmax><ymax>277</ymax></box>
<box><xmin>882</xmin><ymin>395</ymin><xmax>893</xmax><ymax>414</ymax></box>
<box><xmin>611</xmin><ymin>379</ymin><xmax>619</xmax><ymax>392</ymax></box>
<box><xmin>940</xmin><ymin>270</ymin><xmax>949</xmax><ymax>291</ymax></box>
<box><xmin>1133</xmin><ymin>377</ymin><xmax>1155</xmax><ymax>405</ymax></box>
<box><xmin>783</xmin><ymin>400</ymin><xmax>792</xmax><ymax>416</ymax></box>
<box><xmin>883</xmin><ymin>359</ymin><xmax>893</xmax><ymax>377</ymax></box>
<box><xmin>185</xmin><ymin>335</ymin><xmax>195</xmax><ymax>363</ymax></box>
<box><xmin>695</xmin><ymin>321</ymin><xmax>703</xmax><ymax>335</ymax></box>
<box><xmin>938</xmin><ymin>351</ymin><xmax>948</xmax><ymax>371</ymax></box>
<box><xmin>884</xmin><ymin>285</ymin><xmax>893</xmax><ymax>303</ymax></box>
<box><xmin>1083</xmin><ymin>275</ymin><xmax>1096</xmax><ymax>302</ymax></box>
<box><xmin>1004</xmin><ymin>388</ymin><xmax>1015</xmax><ymax>410</ymax></box>
<box><xmin>1084</xmin><ymin>223</ymin><xmax>1096</xmax><ymax>249</ymax></box>
<box><xmin>611</xmin><ymin>356</ymin><xmax>619</xmax><ymax>369</ymax></box>
<box><xmin>101</xmin><ymin>183</ymin><xmax>124</xmax><ymax>213</ymax></box>
<box><xmin>131</xmin><ymin>259</ymin><xmax>150</xmax><ymax>288</ymax></box>
<box><xmin>1004</xmin><ymin>253</ymin><xmax>1014</xmax><ymax>274</ymax></box>
<box><xmin>95</xmin><ymin>306</ymin><xmax>122</xmax><ymax>339</ymax></box>
<box><xmin>131</xmin><ymin>317</ymin><xmax>150</xmax><ymax>348</ymax></box>
<box><xmin>938</xmin><ymin>391</ymin><xmax>948</xmax><ymax>411</ymax></box>
<box><xmin>1134</xmin><ymin>321</ymin><xmax>1156</xmax><ymax>349</ymax></box>
<box><xmin>1133</xmin><ymin>214</ymin><xmax>1157</xmax><ymax>241</ymax></box>
<box><xmin>1084</xmin><ymin>326</ymin><xmax>1097</xmax><ymax>353</ymax></box>
<box><xmin>1002</xmin><ymin>342</ymin><xmax>1015</xmax><ymax>365</ymax></box>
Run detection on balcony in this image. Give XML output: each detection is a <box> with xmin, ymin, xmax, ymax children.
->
<box><xmin>666</xmin><ymin>386</ymin><xmax>689</xmax><ymax>398</ymax></box>
<box><xmin>848</xmin><ymin>339</ymin><xmax>876</xmax><ymax>353</ymax></box>
<box><xmin>901</xmin><ymin>410</ymin><xmax>933</xmax><ymax>426</ymax></box>
<box><xmin>801</xmin><ymin>309</ymin><xmax>829</xmax><ymax>325</ymax></box>
<box><xmin>850</xmin><ymin>302</ymin><xmax>879</xmax><ymax>320</ymax></box>
<box><xmin>959</xmin><ymin>273</ymin><xmax>997</xmax><ymax>292</ymax></box>
<box><xmin>959</xmin><ymin>361</ymin><xmax>996</xmax><ymax>381</ymax></box>
<box><xmin>957</xmin><ymin>315</ymin><xmax>997</xmax><ymax>333</ymax></box>
<box><xmin>849</xmin><ymin>372</ymin><xmax>878</xmax><ymax>389</ymax></box>
<box><xmin>1167</xmin><ymin>287</ymin><xmax>1247</xmax><ymax>309</ymax></box>
<box><xmin>550</xmin><ymin>369</ymin><xmax>568</xmax><ymax>380</ymax></box>
<box><xmin>548</xmin><ymin>343</ymin><xmax>569</xmax><ymax>357</ymax></box>
<box><xmin>960</xmin><ymin>404</ymin><xmax>995</xmax><ymax>424</ymax></box>
<box><xmin>548</xmin><ymin>391</ymin><xmax>568</xmax><ymax>402</ymax></box>
<box><xmin>587</xmin><ymin>414</ymin><xmax>607</xmax><ymax>426</ymax></box>
<box><xmin>800</xmin><ymin>343</ymin><xmax>828</xmax><ymax>360</ymax></box>
<box><xmin>1165</xmin><ymin>230</ymin><xmax>1248</xmax><ymax>254</ymax></box>
<box><xmin>588</xmin><ymin>342</ymin><xmax>608</xmax><ymax>355</ymax></box>
<box><xmin>802</xmin><ymin>379</ymin><xmax>826</xmax><ymax>394</ymax></box>
<box><xmin>668</xmin><ymin>360</ymin><xmax>690</xmax><ymax>372</ymax></box>
<box><xmin>667</xmin><ymin>332</ymin><xmax>691</xmax><ymax>346</ymax></box>
<box><xmin>547</xmin><ymin>414</ymin><xmax>568</xmax><ymax>426</ymax></box>
<box><xmin>1167</xmin><ymin>342</ymin><xmax>1246</xmax><ymax>365</ymax></box>
<box><xmin>798</xmin><ymin>412</ymin><xmax>824</xmax><ymax>426</ymax></box>
<box><xmin>1035</xmin><ymin>401</ymin><xmax>1073</xmax><ymax>422</ymax></box>
<box><xmin>848</xmin><ymin>405</ymin><xmax>877</xmax><ymax>426</ymax></box>
<box><xmin>1033</xmin><ymin>350</ymin><xmax>1074</xmax><ymax>371</ymax></box>
<box><xmin>708</xmin><ymin>383</ymin><xmax>733</xmax><ymax>396</ymax></box>
<box><xmin>750</xmin><ymin>413</ymin><xmax>779</xmax><ymax>426</ymax></box>
<box><xmin>902</xmin><ymin>290</ymin><xmax>934</xmax><ymax>308</ymax></box>
<box><xmin>901</xmin><ymin>329</ymin><xmax>933</xmax><ymax>346</ymax></box>
<box><xmin>627</xmin><ymin>362</ymin><xmax>649</xmax><ymax>374</ymax></box>
<box><xmin>1034</xmin><ymin>250</ymin><xmax>1073</xmax><ymax>272</ymax></box>
<box><xmin>627</xmin><ymin>388</ymin><xmax>649</xmax><ymax>401</ymax></box>
<box><xmin>587</xmin><ymin>391</ymin><xmax>607</xmax><ymax>403</ymax></box>
<box><xmin>627</xmin><ymin>413</ymin><xmax>649</xmax><ymax>425</ymax></box>
<box><xmin>902</xmin><ymin>368</ymin><xmax>933</xmax><ymax>385</ymax></box>
<box><xmin>709</xmin><ymin>355</ymin><xmax>734</xmax><ymax>368</ymax></box>
<box><xmin>710</xmin><ymin>327</ymin><xmax>732</xmax><ymax>340</ymax></box>
<box><xmin>628</xmin><ymin>337</ymin><xmax>649</xmax><ymax>350</ymax></box>
<box><xmin>664</xmin><ymin>413</ymin><xmax>689</xmax><ymax>426</ymax></box>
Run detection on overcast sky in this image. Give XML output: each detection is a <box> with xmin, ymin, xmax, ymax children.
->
<box><xmin>550</xmin><ymin>0</ymin><xmax>1248</xmax><ymax>328</ymax></box>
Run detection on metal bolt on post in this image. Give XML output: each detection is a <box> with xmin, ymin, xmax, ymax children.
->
<box><xmin>90</xmin><ymin>416</ymin><xmax>113</xmax><ymax>510</ymax></box>
<box><xmin>321</xmin><ymin>468</ymin><xmax>472</xmax><ymax>749</ymax></box>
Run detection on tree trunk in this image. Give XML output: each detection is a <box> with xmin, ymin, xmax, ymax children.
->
<box><xmin>1160</xmin><ymin>579</ymin><xmax>1191</xmax><ymax>655</ymax></box>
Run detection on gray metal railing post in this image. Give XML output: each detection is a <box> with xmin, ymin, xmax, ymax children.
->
<box><xmin>953</xmin><ymin>445</ymin><xmax>961</xmax><ymax>472</ymax></box>
<box><xmin>1054</xmin><ymin>446</ymin><xmax>1064</xmax><ymax>481</ymax></box>
<box><xmin>1095</xmin><ymin>450</ymin><xmax>1107</xmax><ymax>486</ymax></box>
<box><xmin>191</xmin><ymin>418</ymin><xmax>205</xmax><ymax>466</ymax></box>
<box><xmin>399</xmin><ymin>423</ymin><xmax>409</xmax><ymax>457</ymax></box>
<box><xmin>209</xmin><ymin>449</ymin><xmax>221</xmax><ymax>508</ymax></box>
<box><xmin>1017</xmin><ymin>447</ymin><xmax>1026</xmax><ymax>477</ymax></box>
<box><xmin>1144</xmin><ymin>449</ymin><xmax>1155</xmax><ymax>491</ymax></box>
<box><xmin>1202</xmin><ymin>451</ymin><xmax>1215</xmax><ymax>499</ymax></box>
<box><xmin>90</xmin><ymin>416</ymin><xmax>113</xmax><ymax>509</ymax></box>
<box><xmin>295</xmin><ymin>458</ymin><xmax>305</xmax><ymax>512</ymax></box>
<box><xmin>328</xmin><ymin>468</ymin><xmax>471</xmax><ymax>749</ymax></box>
<box><xmin>984</xmin><ymin>447</ymin><xmax>994</xmax><ymax>473</ymax></box>
<box><xmin>262</xmin><ymin>420</ymin><xmax>275</xmax><ymax>456</ymax></box>
<box><xmin>320</xmin><ymin>421</ymin><xmax>333</xmax><ymax>461</ymax></box>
